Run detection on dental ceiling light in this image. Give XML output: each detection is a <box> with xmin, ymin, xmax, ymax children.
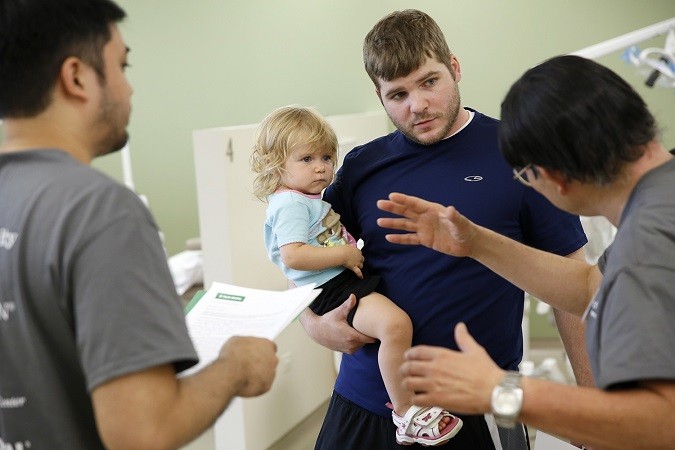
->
<box><xmin>570</xmin><ymin>17</ymin><xmax>675</xmax><ymax>90</ymax></box>
<box><xmin>622</xmin><ymin>26</ymin><xmax>675</xmax><ymax>88</ymax></box>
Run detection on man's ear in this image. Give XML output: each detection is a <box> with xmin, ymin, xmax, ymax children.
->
<box><xmin>450</xmin><ymin>54</ymin><xmax>461</xmax><ymax>82</ymax></box>
<box><xmin>537</xmin><ymin>166</ymin><xmax>570</xmax><ymax>195</ymax></box>
<box><xmin>58</xmin><ymin>56</ymin><xmax>90</xmax><ymax>101</ymax></box>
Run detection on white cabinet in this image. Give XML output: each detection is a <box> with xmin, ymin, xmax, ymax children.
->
<box><xmin>187</xmin><ymin>111</ymin><xmax>391</xmax><ymax>450</ymax></box>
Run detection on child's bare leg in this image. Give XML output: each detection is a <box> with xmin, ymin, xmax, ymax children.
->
<box><xmin>351</xmin><ymin>292</ymin><xmax>414</xmax><ymax>416</ymax></box>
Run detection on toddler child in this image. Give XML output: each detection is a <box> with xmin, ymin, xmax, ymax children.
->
<box><xmin>250</xmin><ymin>105</ymin><xmax>462</xmax><ymax>446</ymax></box>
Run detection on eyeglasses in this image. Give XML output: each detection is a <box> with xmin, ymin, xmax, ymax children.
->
<box><xmin>512</xmin><ymin>164</ymin><xmax>536</xmax><ymax>187</ymax></box>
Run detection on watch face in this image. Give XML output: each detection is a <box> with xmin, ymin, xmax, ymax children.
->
<box><xmin>494</xmin><ymin>389</ymin><xmax>520</xmax><ymax>415</ymax></box>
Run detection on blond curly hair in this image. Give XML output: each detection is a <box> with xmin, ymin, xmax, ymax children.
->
<box><xmin>250</xmin><ymin>105</ymin><xmax>339</xmax><ymax>201</ymax></box>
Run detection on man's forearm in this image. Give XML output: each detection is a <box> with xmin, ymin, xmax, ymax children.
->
<box><xmin>93</xmin><ymin>338</ymin><xmax>277</xmax><ymax>450</ymax></box>
<box><xmin>553</xmin><ymin>248</ymin><xmax>595</xmax><ymax>387</ymax></box>
<box><xmin>298</xmin><ymin>308</ymin><xmax>322</xmax><ymax>345</ymax></box>
<box><xmin>94</xmin><ymin>363</ymin><xmax>238</xmax><ymax>450</ymax></box>
<box><xmin>471</xmin><ymin>225</ymin><xmax>594</xmax><ymax>316</ymax></box>
<box><xmin>553</xmin><ymin>307</ymin><xmax>595</xmax><ymax>387</ymax></box>
<box><xmin>520</xmin><ymin>379</ymin><xmax>675</xmax><ymax>449</ymax></box>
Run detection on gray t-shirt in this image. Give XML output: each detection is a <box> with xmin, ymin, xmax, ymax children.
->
<box><xmin>587</xmin><ymin>158</ymin><xmax>675</xmax><ymax>389</ymax></box>
<box><xmin>0</xmin><ymin>150</ymin><xmax>198</xmax><ymax>448</ymax></box>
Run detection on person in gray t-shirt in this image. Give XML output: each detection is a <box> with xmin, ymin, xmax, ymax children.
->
<box><xmin>377</xmin><ymin>55</ymin><xmax>675</xmax><ymax>449</ymax></box>
<box><xmin>0</xmin><ymin>1</ymin><xmax>277</xmax><ymax>448</ymax></box>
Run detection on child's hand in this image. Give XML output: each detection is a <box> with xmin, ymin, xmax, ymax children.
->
<box><xmin>342</xmin><ymin>246</ymin><xmax>365</xmax><ymax>279</ymax></box>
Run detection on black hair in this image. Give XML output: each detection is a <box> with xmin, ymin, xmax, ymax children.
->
<box><xmin>0</xmin><ymin>0</ymin><xmax>126</xmax><ymax>118</ymax></box>
<box><xmin>499</xmin><ymin>55</ymin><xmax>657</xmax><ymax>185</ymax></box>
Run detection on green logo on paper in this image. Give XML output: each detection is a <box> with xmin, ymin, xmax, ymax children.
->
<box><xmin>215</xmin><ymin>292</ymin><xmax>245</xmax><ymax>302</ymax></box>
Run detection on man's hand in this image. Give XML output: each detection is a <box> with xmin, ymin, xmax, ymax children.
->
<box><xmin>377</xmin><ymin>193</ymin><xmax>479</xmax><ymax>258</ymax></box>
<box><xmin>219</xmin><ymin>336</ymin><xmax>278</xmax><ymax>397</ymax></box>
<box><xmin>299</xmin><ymin>295</ymin><xmax>376</xmax><ymax>354</ymax></box>
<box><xmin>401</xmin><ymin>323</ymin><xmax>503</xmax><ymax>414</ymax></box>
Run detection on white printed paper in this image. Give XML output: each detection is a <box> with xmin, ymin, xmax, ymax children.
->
<box><xmin>182</xmin><ymin>282</ymin><xmax>320</xmax><ymax>375</ymax></box>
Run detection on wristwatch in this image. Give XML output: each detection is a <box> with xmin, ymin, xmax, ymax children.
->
<box><xmin>491</xmin><ymin>370</ymin><xmax>523</xmax><ymax>428</ymax></box>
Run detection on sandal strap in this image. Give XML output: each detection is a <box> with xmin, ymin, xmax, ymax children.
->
<box><xmin>411</xmin><ymin>406</ymin><xmax>445</xmax><ymax>428</ymax></box>
<box><xmin>393</xmin><ymin>404</ymin><xmax>463</xmax><ymax>446</ymax></box>
<box><xmin>390</xmin><ymin>404</ymin><xmax>455</xmax><ymax>430</ymax></box>
<box><xmin>397</xmin><ymin>405</ymin><xmax>446</xmax><ymax>434</ymax></box>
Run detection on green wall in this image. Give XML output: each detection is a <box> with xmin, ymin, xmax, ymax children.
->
<box><xmin>92</xmin><ymin>0</ymin><xmax>674</xmax><ymax>258</ymax></box>
<box><xmin>0</xmin><ymin>2</ymin><xmax>671</xmax><ymax>255</ymax></box>
<box><xmin>1</xmin><ymin>1</ymin><xmax>672</xmax><ymax>339</ymax></box>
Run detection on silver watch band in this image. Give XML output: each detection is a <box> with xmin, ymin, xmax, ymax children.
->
<box><xmin>502</xmin><ymin>370</ymin><xmax>522</xmax><ymax>388</ymax></box>
<box><xmin>492</xmin><ymin>371</ymin><xmax>523</xmax><ymax>428</ymax></box>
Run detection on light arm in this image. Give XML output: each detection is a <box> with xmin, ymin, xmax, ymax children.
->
<box><xmin>92</xmin><ymin>336</ymin><xmax>278</xmax><ymax>450</ymax></box>
<box><xmin>280</xmin><ymin>242</ymin><xmax>363</xmax><ymax>277</ymax></box>
<box><xmin>377</xmin><ymin>193</ymin><xmax>598</xmax><ymax>316</ymax></box>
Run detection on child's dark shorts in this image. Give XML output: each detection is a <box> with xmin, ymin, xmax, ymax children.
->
<box><xmin>309</xmin><ymin>269</ymin><xmax>381</xmax><ymax>326</ymax></box>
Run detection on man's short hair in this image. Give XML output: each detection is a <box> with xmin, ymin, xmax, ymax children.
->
<box><xmin>0</xmin><ymin>0</ymin><xmax>126</xmax><ymax>118</ymax></box>
<box><xmin>363</xmin><ymin>9</ymin><xmax>455</xmax><ymax>89</ymax></box>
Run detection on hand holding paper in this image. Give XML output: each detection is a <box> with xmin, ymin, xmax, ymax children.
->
<box><xmin>183</xmin><ymin>282</ymin><xmax>320</xmax><ymax>375</ymax></box>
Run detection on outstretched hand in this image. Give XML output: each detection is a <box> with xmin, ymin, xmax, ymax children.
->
<box><xmin>376</xmin><ymin>193</ymin><xmax>479</xmax><ymax>258</ymax></box>
<box><xmin>401</xmin><ymin>323</ymin><xmax>504</xmax><ymax>415</ymax></box>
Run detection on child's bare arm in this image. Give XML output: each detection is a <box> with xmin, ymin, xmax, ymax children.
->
<box><xmin>281</xmin><ymin>243</ymin><xmax>364</xmax><ymax>278</ymax></box>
